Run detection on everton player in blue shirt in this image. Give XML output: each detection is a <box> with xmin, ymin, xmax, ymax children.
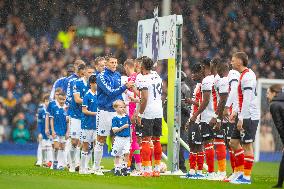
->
<box><xmin>45</xmin><ymin>88</ymin><xmax>63</xmax><ymax>138</ymax></box>
<box><xmin>36</xmin><ymin>94</ymin><xmax>53</xmax><ymax>167</ymax></box>
<box><xmin>49</xmin><ymin>64</ymin><xmax>74</xmax><ymax>100</ymax></box>
<box><xmin>92</xmin><ymin>54</ymin><xmax>134</xmax><ymax>175</ymax></box>
<box><xmin>50</xmin><ymin>92</ymin><xmax>69</xmax><ymax>170</ymax></box>
<box><xmin>66</xmin><ymin>60</ymin><xmax>86</xmax><ymax>105</ymax></box>
<box><xmin>80</xmin><ymin>75</ymin><xmax>98</xmax><ymax>174</ymax></box>
<box><xmin>68</xmin><ymin>63</ymin><xmax>87</xmax><ymax>172</ymax></box>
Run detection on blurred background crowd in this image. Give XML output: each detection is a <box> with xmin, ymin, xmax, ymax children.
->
<box><xmin>0</xmin><ymin>0</ymin><xmax>283</xmax><ymax>151</ymax></box>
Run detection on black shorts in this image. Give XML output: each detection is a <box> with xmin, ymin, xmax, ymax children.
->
<box><xmin>200</xmin><ymin>122</ymin><xmax>214</xmax><ymax>141</ymax></box>
<box><xmin>135</xmin><ymin>123</ymin><xmax>143</xmax><ymax>137</ymax></box>
<box><xmin>188</xmin><ymin>123</ymin><xmax>202</xmax><ymax>145</ymax></box>
<box><xmin>222</xmin><ymin>122</ymin><xmax>235</xmax><ymax>141</ymax></box>
<box><xmin>214</xmin><ymin>125</ymin><xmax>225</xmax><ymax>139</ymax></box>
<box><xmin>141</xmin><ymin>118</ymin><xmax>162</xmax><ymax>137</ymax></box>
<box><xmin>231</xmin><ymin>119</ymin><xmax>259</xmax><ymax>144</ymax></box>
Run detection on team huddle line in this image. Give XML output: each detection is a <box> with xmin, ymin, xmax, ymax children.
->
<box><xmin>36</xmin><ymin>52</ymin><xmax>260</xmax><ymax>184</ymax></box>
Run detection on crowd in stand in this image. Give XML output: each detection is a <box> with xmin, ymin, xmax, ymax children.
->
<box><xmin>0</xmin><ymin>0</ymin><xmax>283</xmax><ymax>146</ymax></box>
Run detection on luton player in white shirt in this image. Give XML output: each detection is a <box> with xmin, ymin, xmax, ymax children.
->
<box><xmin>209</xmin><ymin>58</ymin><xmax>229</xmax><ymax>180</ymax></box>
<box><xmin>229</xmin><ymin>52</ymin><xmax>260</xmax><ymax>184</ymax></box>
<box><xmin>215</xmin><ymin>61</ymin><xmax>240</xmax><ymax>180</ymax></box>
<box><xmin>189</xmin><ymin>59</ymin><xmax>216</xmax><ymax>180</ymax></box>
<box><xmin>137</xmin><ymin>57</ymin><xmax>163</xmax><ymax>177</ymax></box>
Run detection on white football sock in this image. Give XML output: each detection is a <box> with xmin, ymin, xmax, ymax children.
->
<box><xmin>47</xmin><ymin>146</ymin><xmax>53</xmax><ymax>162</ymax></box>
<box><xmin>37</xmin><ymin>142</ymin><xmax>42</xmax><ymax>164</ymax></box>
<box><xmin>42</xmin><ymin>147</ymin><xmax>47</xmax><ymax>164</ymax></box>
<box><xmin>93</xmin><ymin>142</ymin><xmax>104</xmax><ymax>170</ymax></box>
<box><xmin>58</xmin><ymin>149</ymin><xmax>65</xmax><ymax>167</ymax></box>
<box><xmin>65</xmin><ymin>139</ymin><xmax>71</xmax><ymax>165</ymax></box>
<box><xmin>54</xmin><ymin>149</ymin><xmax>59</xmax><ymax>162</ymax></box>
<box><xmin>80</xmin><ymin>151</ymin><xmax>88</xmax><ymax>171</ymax></box>
<box><xmin>75</xmin><ymin>146</ymin><xmax>81</xmax><ymax>166</ymax></box>
<box><xmin>70</xmin><ymin>145</ymin><xmax>76</xmax><ymax>165</ymax></box>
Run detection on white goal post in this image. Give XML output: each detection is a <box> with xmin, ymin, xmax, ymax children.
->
<box><xmin>255</xmin><ymin>78</ymin><xmax>284</xmax><ymax>162</ymax></box>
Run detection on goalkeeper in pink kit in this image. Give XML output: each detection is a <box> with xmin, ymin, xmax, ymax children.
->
<box><xmin>123</xmin><ymin>59</ymin><xmax>142</xmax><ymax>175</ymax></box>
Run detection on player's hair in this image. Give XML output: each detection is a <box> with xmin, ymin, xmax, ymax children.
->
<box><xmin>94</xmin><ymin>56</ymin><xmax>105</xmax><ymax>65</ymax></box>
<box><xmin>41</xmin><ymin>93</ymin><xmax>49</xmax><ymax>102</ymax></box>
<box><xmin>89</xmin><ymin>74</ymin><xmax>96</xmax><ymax>84</ymax></box>
<box><xmin>135</xmin><ymin>56</ymin><xmax>147</xmax><ymax>64</ymax></box>
<box><xmin>74</xmin><ymin>59</ymin><xmax>86</xmax><ymax>66</ymax></box>
<box><xmin>85</xmin><ymin>64</ymin><xmax>94</xmax><ymax>70</ymax></box>
<box><xmin>113</xmin><ymin>100</ymin><xmax>125</xmax><ymax>109</ymax></box>
<box><xmin>141</xmin><ymin>56</ymin><xmax>154</xmax><ymax>71</ymax></box>
<box><xmin>210</xmin><ymin>57</ymin><xmax>222</xmax><ymax>67</ymax></box>
<box><xmin>58</xmin><ymin>91</ymin><xmax>66</xmax><ymax>97</ymax></box>
<box><xmin>269</xmin><ymin>84</ymin><xmax>283</xmax><ymax>94</ymax></box>
<box><xmin>116</xmin><ymin>64</ymin><xmax>126</xmax><ymax>75</ymax></box>
<box><xmin>67</xmin><ymin>64</ymin><xmax>74</xmax><ymax>73</ymax></box>
<box><xmin>55</xmin><ymin>87</ymin><xmax>63</xmax><ymax>94</ymax></box>
<box><xmin>124</xmin><ymin>59</ymin><xmax>135</xmax><ymax>67</ymax></box>
<box><xmin>232</xmin><ymin>52</ymin><xmax>248</xmax><ymax>67</ymax></box>
<box><xmin>216</xmin><ymin>61</ymin><xmax>229</xmax><ymax>74</ymax></box>
<box><xmin>105</xmin><ymin>54</ymin><xmax>117</xmax><ymax>62</ymax></box>
<box><xmin>191</xmin><ymin>63</ymin><xmax>202</xmax><ymax>73</ymax></box>
<box><xmin>78</xmin><ymin>64</ymin><xmax>86</xmax><ymax>71</ymax></box>
<box><xmin>201</xmin><ymin>58</ymin><xmax>211</xmax><ymax>68</ymax></box>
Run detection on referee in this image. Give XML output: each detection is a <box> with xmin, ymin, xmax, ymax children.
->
<box><xmin>267</xmin><ymin>84</ymin><xmax>284</xmax><ymax>188</ymax></box>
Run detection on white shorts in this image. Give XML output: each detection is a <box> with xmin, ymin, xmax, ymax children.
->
<box><xmin>70</xmin><ymin>117</ymin><xmax>81</xmax><ymax>139</ymax></box>
<box><xmin>80</xmin><ymin>129</ymin><xmax>96</xmax><ymax>143</ymax></box>
<box><xmin>53</xmin><ymin>136</ymin><xmax>66</xmax><ymax>143</ymax></box>
<box><xmin>41</xmin><ymin>138</ymin><xmax>53</xmax><ymax>148</ymax></box>
<box><xmin>111</xmin><ymin>136</ymin><xmax>131</xmax><ymax>157</ymax></box>
<box><xmin>96</xmin><ymin>109</ymin><xmax>116</xmax><ymax>136</ymax></box>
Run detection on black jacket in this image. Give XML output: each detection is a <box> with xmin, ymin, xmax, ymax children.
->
<box><xmin>270</xmin><ymin>93</ymin><xmax>284</xmax><ymax>145</ymax></box>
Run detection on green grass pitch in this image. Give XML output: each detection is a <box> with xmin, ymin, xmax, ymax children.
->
<box><xmin>0</xmin><ymin>155</ymin><xmax>278</xmax><ymax>189</ymax></box>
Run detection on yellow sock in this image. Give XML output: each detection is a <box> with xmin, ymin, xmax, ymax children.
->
<box><xmin>154</xmin><ymin>160</ymin><xmax>161</xmax><ymax>166</ymax></box>
<box><xmin>218</xmin><ymin>159</ymin><xmax>226</xmax><ymax>172</ymax></box>
<box><xmin>244</xmin><ymin>169</ymin><xmax>252</xmax><ymax>177</ymax></box>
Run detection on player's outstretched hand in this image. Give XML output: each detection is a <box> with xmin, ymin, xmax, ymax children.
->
<box><xmin>137</xmin><ymin>116</ymin><xmax>142</xmax><ymax>126</ymax></box>
<box><xmin>184</xmin><ymin>98</ymin><xmax>194</xmax><ymax>104</ymax></box>
<box><xmin>237</xmin><ymin>120</ymin><xmax>244</xmax><ymax>131</ymax></box>
<box><xmin>189</xmin><ymin>115</ymin><xmax>197</xmax><ymax>123</ymax></box>
<box><xmin>130</xmin><ymin>113</ymin><xmax>137</xmax><ymax>123</ymax></box>
<box><xmin>52</xmin><ymin>131</ymin><xmax>56</xmax><ymax>139</ymax></box>
<box><xmin>214</xmin><ymin>122</ymin><xmax>221</xmax><ymax>130</ymax></box>
<box><xmin>209</xmin><ymin>117</ymin><xmax>217</xmax><ymax>127</ymax></box>
<box><xmin>45</xmin><ymin>129</ymin><xmax>50</xmax><ymax>137</ymax></box>
<box><xmin>38</xmin><ymin>134</ymin><xmax>43</xmax><ymax>142</ymax></box>
<box><xmin>229</xmin><ymin>111</ymin><xmax>237</xmax><ymax>123</ymax></box>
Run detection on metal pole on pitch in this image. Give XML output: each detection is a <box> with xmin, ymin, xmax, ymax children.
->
<box><xmin>167</xmin><ymin>15</ymin><xmax>183</xmax><ymax>173</ymax></box>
